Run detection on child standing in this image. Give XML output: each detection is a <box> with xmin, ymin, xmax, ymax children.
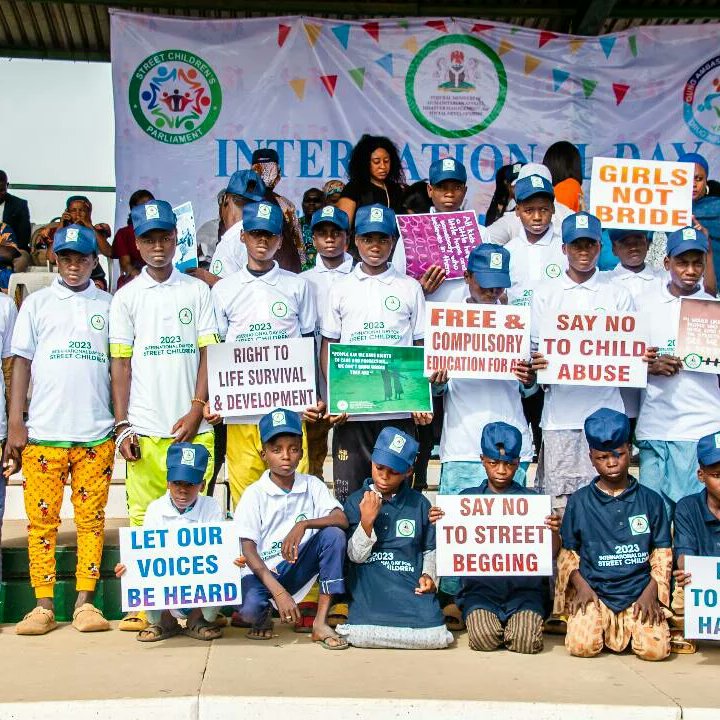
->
<box><xmin>5</xmin><ymin>225</ymin><xmax>114</xmax><ymax>635</ymax></box>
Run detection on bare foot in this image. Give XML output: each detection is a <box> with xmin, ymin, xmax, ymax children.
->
<box><xmin>311</xmin><ymin>621</ymin><xmax>348</xmax><ymax>649</ymax></box>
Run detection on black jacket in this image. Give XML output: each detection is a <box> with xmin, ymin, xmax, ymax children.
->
<box><xmin>1</xmin><ymin>193</ymin><xmax>31</xmax><ymax>251</ymax></box>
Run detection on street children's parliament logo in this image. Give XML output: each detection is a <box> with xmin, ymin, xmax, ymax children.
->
<box><xmin>129</xmin><ymin>50</ymin><xmax>222</xmax><ymax>144</ymax></box>
<box><xmin>405</xmin><ymin>35</ymin><xmax>507</xmax><ymax>139</ymax></box>
<box><xmin>683</xmin><ymin>55</ymin><xmax>720</xmax><ymax>145</ymax></box>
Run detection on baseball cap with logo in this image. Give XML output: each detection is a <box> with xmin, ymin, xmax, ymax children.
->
<box><xmin>166</xmin><ymin>442</ymin><xmax>210</xmax><ymax>484</ymax></box>
<box><xmin>514</xmin><ymin>174</ymin><xmax>555</xmax><ymax>203</ymax></box>
<box><xmin>481</xmin><ymin>422</ymin><xmax>522</xmax><ymax>462</ymax></box>
<box><xmin>513</xmin><ymin>163</ymin><xmax>553</xmax><ymax>186</ymax></box>
<box><xmin>131</xmin><ymin>200</ymin><xmax>177</xmax><ymax>237</ymax></box>
<box><xmin>225</xmin><ymin>169</ymin><xmax>267</xmax><ymax>202</ymax></box>
<box><xmin>697</xmin><ymin>430</ymin><xmax>720</xmax><ymax>467</ymax></box>
<box><xmin>666</xmin><ymin>226</ymin><xmax>708</xmax><ymax>257</ymax></box>
<box><xmin>311</xmin><ymin>205</ymin><xmax>349</xmax><ymax>231</ymax></box>
<box><xmin>53</xmin><ymin>224</ymin><xmax>97</xmax><ymax>255</ymax></box>
<box><xmin>608</xmin><ymin>229</ymin><xmax>649</xmax><ymax>244</ymax></box>
<box><xmin>429</xmin><ymin>158</ymin><xmax>468</xmax><ymax>186</ymax></box>
<box><xmin>561</xmin><ymin>211</ymin><xmax>602</xmax><ymax>245</ymax></box>
<box><xmin>354</xmin><ymin>203</ymin><xmax>397</xmax><ymax>237</ymax></box>
<box><xmin>243</xmin><ymin>201</ymin><xmax>283</xmax><ymax>235</ymax></box>
<box><xmin>584</xmin><ymin>408</ymin><xmax>631</xmax><ymax>454</ymax></box>
<box><xmin>466</xmin><ymin>243</ymin><xmax>511</xmax><ymax>289</ymax></box>
<box><xmin>259</xmin><ymin>408</ymin><xmax>303</xmax><ymax>443</ymax></box>
<box><xmin>371</xmin><ymin>426</ymin><xmax>419</xmax><ymax>474</ymax></box>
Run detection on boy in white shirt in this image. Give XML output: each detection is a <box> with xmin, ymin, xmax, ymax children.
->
<box><xmin>115</xmin><ymin>442</ymin><xmax>225</xmax><ymax>642</ymax></box>
<box><xmin>233</xmin><ymin>408</ymin><xmax>348</xmax><ymax>649</ymax></box>
<box><xmin>6</xmin><ymin>225</ymin><xmax>114</xmax><ymax>635</ymax></box>
<box><xmin>636</xmin><ymin>227</ymin><xmax>720</xmax><ymax>519</ymax></box>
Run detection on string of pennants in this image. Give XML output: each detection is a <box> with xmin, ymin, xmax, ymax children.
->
<box><xmin>280</xmin><ymin>20</ymin><xmax>637</xmax><ymax>106</ymax></box>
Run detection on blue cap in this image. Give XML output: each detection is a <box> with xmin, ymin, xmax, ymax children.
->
<box><xmin>678</xmin><ymin>152</ymin><xmax>709</xmax><ymax>177</ymax></box>
<box><xmin>371</xmin><ymin>427</ymin><xmax>419</xmax><ymax>474</ymax></box>
<box><xmin>354</xmin><ymin>204</ymin><xmax>397</xmax><ymax>237</ymax></box>
<box><xmin>697</xmin><ymin>431</ymin><xmax>720</xmax><ymax>467</ymax></box>
<box><xmin>466</xmin><ymin>243</ymin><xmax>511</xmax><ymax>289</ymax></box>
<box><xmin>562</xmin><ymin>212</ymin><xmax>602</xmax><ymax>245</ymax></box>
<box><xmin>53</xmin><ymin>224</ymin><xmax>97</xmax><ymax>255</ymax></box>
<box><xmin>131</xmin><ymin>200</ymin><xmax>176</xmax><ymax>237</ymax></box>
<box><xmin>243</xmin><ymin>201</ymin><xmax>283</xmax><ymax>235</ymax></box>
<box><xmin>259</xmin><ymin>408</ymin><xmax>303</xmax><ymax>443</ymax></box>
<box><xmin>311</xmin><ymin>205</ymin><xmax>349</xmax><ymax>231</ymax></box>
<box><xmin>608</xmin><ymin>228</ymin><xmax>649</xmax><ymax>243</ymax></box>
<box><xmin>584</xmin><ymin>408</ymin><xmax>631</xmax><ymax>452</ymax></box>
<box><xmin>225</xmin><ymin>169</ymin><xmax>267</xmax><ymax>202</ymax></box>
<box><xmin>481</xmin><ymin>422</ymin><xmax>522</xmax><ymax>461</ymax></box>
<box><xmin>166</xmin><ymin>442</ymin><xmax>210</xmax><ymax>484</ymax></box>
<box><xmin>428</xmin><ymin>158</ymin><xmax>467</xmax><ymax>185</ymax></box>
<box><xmin>515</xmin><ymin>174</ymin><xmax>555</xmax><ymax>203</ymax></box>
<box><xmin>666</xmin><ymin>226</ymin><xmax>707</xmax><ymax>257</ymax></box>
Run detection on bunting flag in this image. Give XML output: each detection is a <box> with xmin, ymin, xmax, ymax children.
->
<box><xmin>348</xmin><ymin>67</ymin><xmax>366</xmax><ymax>90</ymax></box>
<box><xmin>539</xmin><ymin>31</ymin><xmax>559</xmax><ymax>48</ymax></box>
<box><xmin>304</xmin><ymin>23</ymin><xmax>322</xmax><ymax>47</ymax></box>
<box><xmin>320</xmin><ymin>75</ymin><xmax>337</xmax><ymax>96</ymax></box>
<box><xmin>277</xmin><ymin>24</ymin><xmax>291</xmax><ymax>47</ymax></box>
<box><xmin>331</xmin><ymin>24</ymin><xmax>351</xmax><ymax>50</ymax></box>
<box><xmin>569</xmin><ymin>38</ymin><xmax>585</xmax><ymax>54</ymax></box>
<box><xmin>402</xmin><ymin>36</ymin><xmax>419</xmax><ymax>54</ymax></box>
<box><xmin>375</xmin><ymin>53</ymin><xmax>394</xmax><ymax>76</ymax></box>
<box><xmin>510</xmin><ymin>27</ymin><xmax>520</xmax><ymax>34</ymax></box>
<box><xmin>629</xmin><ymin>35</ymin><xmax>638</xmax><ymax>57</ymax></box>
<box><xmin>524</xmin><ymin>54</ymin><xmax>541</xmax><ymax>75</ymax></box>
<box><xmin>363</xmin><ymin>21</ymin><xmax>380</xmax><ymax>42</ymax></box>
<box><xmin>470</xmin><ymin>23</ymin><xmax>493</xmax><ymax>33</ymax></box>
<box><xmin>288</xmin><ymin>78</ymin><xmax>305</xmax><ymax>100</ymax></box>
<box><xmin>552</xmin><ymin>68</ymin><xmax>570</xmax><ymax>91</ymax></box>
<box><xmin>426</xmin><ymin>20</ymin><xmax>448</xmax><ymax>33</ymax></box>
<box><xmin>613</xmin><ymin>82</ymin><xmax>630</xmax><ymax>105</ymax></box>
<box><xmin>599</xmin><ymin>36</ymin><xmax>616</xmax><ymax>59</ymax></box>
<box><xmin>497</xmin><ymin>39</ymin><xmax>513</xmax><ymax>56</ymax></box>
<box><xmin>396</xmin><ymin>19</ymin><xmax>409</xmax><ymax>30</ymax></box>
<box><xmin>581</xmin><ymin>78</ymin><xmax>598</xmax><ymax>98</ymax></box>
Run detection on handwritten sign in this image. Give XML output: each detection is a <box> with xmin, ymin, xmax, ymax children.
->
<box><xmin>684</xmin><ymin>556</ymin><xmax>720</xmax><ymax>641</ymax></box>
<box><xmin>537</xmin><ymin>311</ymin><xmax>649</xmax><ymax>387</ymax></box>
<box><xmin>589</xmin><ymin>157</ymin><xmax>693</xmax><ymax>232</ymax></box>
<box><xmin>436</xmin><ymin>494</ymin><xmax>552</xmax><ymax>577</ymax></box>
<box><xmin>173</xmin><ymin>201</ymin><xmax>198</xmax><ymax>272</ymax></box>
<box><xmin>424</xmin><ymin>302</ymin><xmax>530</xmax><ymax>380</ymax></box>
<box><xmin>677</xmin><ymin>298</ymin><xmax>720</xmax><ymax>374</ymax></box>
<box><xmin>398</xmin><ymin>211</ymin><xmax>482</xmax><ymax>280</ymax></box>
<box><xmin>207</xmin><ymin>338</ymin><xmax>316</xmax><ymax>418</ymax></box>
<box><xmin>119</xmin><ymin>523</ymin><xmax>242</xmax><ymax>612</ymax></box>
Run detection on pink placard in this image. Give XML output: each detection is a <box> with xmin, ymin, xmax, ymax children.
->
<box><xmin>398</xmin><ymin>211</ymin><xmax>482</xmax><ymax>280</ymax></box>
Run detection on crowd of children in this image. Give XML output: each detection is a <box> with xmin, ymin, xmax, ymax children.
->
<box><xmin>0</xmin><ymin>151</ymin><xmax>718</xmax><ymax>665</ymax></box>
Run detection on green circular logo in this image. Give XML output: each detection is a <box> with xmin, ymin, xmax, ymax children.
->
<box><xmin>179</xmin><ymin>307</ymin><xmax>193</xmax><ymax>324</ymax></box>
<box><xmin>384</xmin><ymin>295</ymin><xmax>401</xmax><ymax>311</ymax></box>
<box><xmin>89</xmin><ymin>314</ymin><xmax>105</xmax><ymax>331</ymax></box>
<box><xmin>211</xmin><ymin>259</ymin><xmax>223</xmax><ymax>275</ymax></box>
<box><xmin>271</xmin><ymin>301</ymin><xmax>288</xmax><ymax>318</ymax></box>
<box><xmin>684</xmin><ymin>353</ymin><xmax>703</xmax><ymax>369</ymax></box>
<box><xmin>405</xmin><ymin>35</ymin><xmax>507</xmax><ymax>138</ymax></box>
<box><xmin>397</xmin><ymin>519</ymin><xmax>416</xmax><ymax>537</ymax></box>
<box><xmin>545</xmin><ymin>263</ymin><xmax>561</xmax><ymax>278</ymax></box>
<box><xmin>129</xmin><ymin>50</ymin><xmax>222</xmax><ymax>144</ymax></box>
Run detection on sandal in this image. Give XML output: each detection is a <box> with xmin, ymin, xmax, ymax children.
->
<box><xmin>72</xmin><ymin>603</ymin><xmax>110</xmax><ymax>633</ymax></box>
<box><xmin>16</xmin><ymin>606</ymin><xmax>58</xmax><ymax>636</ymax></box>
<box><xmin>326</xmin><ymin>602</ymin><xmax>348</xmax><ymax>629</ymax></box>
<box><xmin>314</xmin><ymin>633</ymin><xmax>349</xmax><ymax>650</ymax></box>
<box><xmin>185</xmin><ymin>617</ymin><xmax>223</xmax><ymax>641</ymax></box>
<box><xmin>137</xmin><ymin>621</ymin><xmax>182</xmax><ymax>643</ymax></box>
<box><xmin>119</xmin><ymin>611</ymin><xmax>149</xmax><ymax>632</ymax></box>
<box><xmin>247</xmin><ymin>607</ymin><xmax>274</xmax><ymax>641</ymax></box>
<box><xmin>294</xmin><ymin>602</ymin><xmax>318</xmax><ymax>634</ymax></box>
<box><xmin>443</xmin><ymin>603</ymin><xmax>465</xmax><ymax>632</ymax></box>
<box><xmin>544</xmin><ymin>614</ymin><xmax>568</xmax><ymax>635</ymax></box>
<box><xmin>670</xmin><ymin>629</ymin><xmax>697</xmax><ymax>654</ymax></box>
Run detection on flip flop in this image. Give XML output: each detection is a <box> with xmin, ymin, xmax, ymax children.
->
<box><xmin>136</xmin><ymin>621</ymin><xmax>182</xmax><ymax>643</ymax></box>
<box><xmin>247</xmin><ymin>607</ymin><xmax>274</xmax><ymax>641</ymax></box>
<box><xmin>185</xmin><ymin>617</ymin><xmax>223</xmax><ymax>641</ymax></box>
<box><xmin>326</xmin><ymin>602</ymin><xmax>348</xmax><ymax>629</ymax></box>
<box><xmin>544</xmin><ymin>615</ymin><xmax>568</xmax><ymax>635</ymax></box>
<box><xmin>119</xmin><ymin>611</ymin><xmax>149</xmax><ymax>632</ymax></box>
<box><xmin>314</xmin><ymin>634</ymin><xmax>349</xmax><ymax>650</ymax></box>
<box><xmin>443</xmin><ymin>603</ymin><xmax>465</xmax><ymax>632</ymax></box>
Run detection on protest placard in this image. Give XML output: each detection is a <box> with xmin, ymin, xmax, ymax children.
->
<box><xmin>173</xmin><ymin>201</ymin><xmax>198</xmax><ymax>272</ymax></box>
<box><xmin>683</xmin><ymin>556</ymin><xmax>720</xmax><ymax>641</ymax></box>
<box><xmin>207</xmin><ymin>338</ymin><xmax>316</xmax><ymax>419</ymax></box>
<box><xmin>119</xmin><ymin>523</ymin><xmax>242</xmax><ymax>612</ymax></box>
<box><xmin>424</xmin><ymin>302</ymin><xmax>530</xmax><ymax>380</ymax></box>
<box><xmin>398</xmin><ymin>211</ymin><xmax>482</xmax><ymax>280</ymax></box>
<box><xmin>436</xmin><ymin>494</ymin><xmax>553</xmax><ymax>577</ymax></box>
<box><xmin>589</xmin><ymin>157</ymin><xmax>694</xmax><ymax>232</ymax></box>
<box><xmin>328</xmin><ymin>344</ymin><xmax>431</xmax><ymax>415</ymax></box>
<box><xmin>536</xmin><ymin>311</ymin><xmax>650</xmax><ymax>387</ymax></box>
<box><xmin>676</xmin><ymin>298</ymin><xmax>720</xmax><ymax>374</ymax></box>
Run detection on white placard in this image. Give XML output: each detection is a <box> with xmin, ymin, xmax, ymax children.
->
<box><xmin>684</xmin><ymin>556</ymin><xmax>720</xmax><ymax>641</ymax></box>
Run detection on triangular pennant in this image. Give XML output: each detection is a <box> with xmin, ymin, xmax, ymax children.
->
<box><xmin>497</xmin><ymin>39</ymin><xmax>513</xmax><ymax>56</ymax></box>
<box><xmin>552</xmin><ymin>68</ymin><xmax>570</xmax><ymax>91</ymax></box>
<box><xmin>288</xmin><ymin>78</ymin><xmax>306</xmax><ymax>100</ymax></box>
<box><xmin>628</xmin><ymin>35</ymin><xmax>638</xmax><ymax>57</ymax></box>
<box><xmin>396</xmin><ymin>19</ymin><xmax>409</xmax><ymax>29</ymax></box>
<box><xmin>599</xmin><ymin>36</ymin><xmax>616</xmax><ymax>59</ymax></box>
<box><xmin>402</xmin><ymin>36</ymin><xmax>419</xmax><ymax>54</ymax></box>
<box><xmin>363</xmin><ymin>21</ymin><xmax>380</xmax><ymax>42</ymax></box>
<box><xmin>332</xmin><ymin>24</ymin><xmax>351</xmax><ymax>50</ymax></box>
<box><xmin>581</xmin><ymin>78</ymin><xmax>598</xmax><ymax>99</ymax></box>
<box><xmin>278</xmin><ymin>24</ymin><xmax>291</xmax><ymax>48</ymax></box>
<box><xmin>348</xmin><ymin>67</ymin><xmax>366</xmax><ymax>90</ymax></box>
<box><xmin>569</xmin><ymin>38</ymin><xmax>585</xmax><ymax>54</ymax></box>
<box><xmin>524</xmin><ymin>55</ymin><xmax>541</xmax><ymax>75</ymax></box>
<box><xmin>426</xmin><ymin>20</ymin><xmax>448</xmax><ymax>33</ymax></box>
<box><xmin>613</xmin><ymin>83</ymin><xmax>630</xmax><ymax>105</ymax></box>
<box><xmin>375</xmin><ymin>53</ymin><xmax>394</xmax><ymax>76</ymax></box>
<box><xmin>539</xmin><ymin>31</ymin><xmax>559</xmax><ymax>48</ymax></box>
<box><xmin>470</xmin><ymin>23</ymin><xmax>493</xmax><ymax>33</ymax></box>
<box><xmin>320</xmin><ymin>75</ymin><xmax>338</xmax><ymax>96</ymax></box>
<box><xmin>510</xmin><ymin>27</ymin><xmax>520</xmax><ymax>35</ymax></box>
<box><xmin>304</xmin><ymin>23</ymin><xmax>322</xmax><ymax>47</ymax></box>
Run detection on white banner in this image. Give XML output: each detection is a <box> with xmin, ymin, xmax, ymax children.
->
<box><xmin>684</xmin><ymin>556</ymin><xmax>720</xmax><ymax>641</ymax></box>
<box><xmin>111</xmin><ymin>12</ymin><xmax>720</xmax><ymax>235</ymax></box>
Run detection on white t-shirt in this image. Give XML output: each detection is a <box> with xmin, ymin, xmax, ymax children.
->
<box><xmin>109</xmin><ymin>267</ymin><xmax>218</xmax><ymax>437</ymax></box>
<box><xmin>301</xmin><ymin>253</ymin><xmax>354</xmax><ymax>334</ymax></box>
<box><xmin>485</xmin><ymin>201</ymin><xmax>573</xmax><ymax>246</ymax></box>
<box><xmin>144</xmin><ymin>492</ymin><xmax>224</xmax><ymax>526</ymax></box>
<box><xmin>635</xmin><ymin>284</ymin><xmax>720</xmax><ymax>442</ymax></box>
<box><xmin>209</xmin><ymin>220</ymin><xmax>246</xmax><ymax>279</ymax></box>
<box><xmin>531</xmin><ymin>270</ymin><xmax>635</xmax><ymax>431</ymax></box>
<box><xmin>609</xmin><ymin>263</ymin><xmax>666</xmax><ymax>303</ymax></box>
<box><xmin>12</xmin><ymin>279</ymin><xmax>112</xmax><ymax>443</ymax></box>
<box><xmin>0</xmin><ymin>294</ymin><xmax>16</xmax><ymax>439</ymax></box>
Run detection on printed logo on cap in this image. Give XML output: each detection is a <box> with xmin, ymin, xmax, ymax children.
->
<box><xmin>682</xmin><ymin>228</ymin><xmax>696</xmax><ymax>240</ymax></box>
<box><xmin>145</xmin><ymin>205</ymin><xmax>160</xmax><ymax>220</ymax></box>
<box><xmin>389</xmin><ymin>433</ymin><xmax>407</xmax><ymax>453</ymax></box>
<box><xmin>441</xmin><ymin>158</ymin><xmax>455</xmax><ymax>171</ymax></box>
<box><xmin>257</xmin><ymin>203</ymin><xmax>272</xmax><ymax>220</ymax></box>
<box><xmin>369</xmin><ymin>207</ymin><xmax>384</xmax><ymax>222</ymax></box>
<box><xmin>396</xmin><ymin>519</ymin><xmax>416</xmax><ymax>537</ymax></box>
<box><xmin>271</xmin><ymin>411</ymin><xmax>286</xmax><ymax>427</ymax></box>
<box><xmin>181</xmin><ymin>448</ymin><xmax>196</xmax><ymax>466</ymax></box>
<box><xmin>575</xmin><ymin>215</ymin><xmax>589</xmax><ymax>229</ymax></box>
<box><xmin>530</xmin><ymin>176</ymin><xmax>544</xmax><ymax>188</ymax></box>
<box><xmin>321</xmin><ymin>206</ymin><xmax>334</xmax><ymax>217</ymax></box>
<box><xmin>629</xmin><ymin>514</ymin><xmax>650</xmax><ymax>535</ymax></box>
<box><xmin>65</xmin><ymin>228</ymin><xmax>79</xmax><ymax>242</ymax></box>
<box><xmin>489</xmin><ymin>252</ymin><xmax>503</xmax><ymax>269</ymax></box>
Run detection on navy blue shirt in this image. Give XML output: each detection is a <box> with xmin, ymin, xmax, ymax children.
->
<box><xmin>456</xmin><ymin>481</ymin><xmax>550</xmax><ymax>622</ymax></box>
<box><xmin>561</xmin><ymin>478</ymin><xmax>671</xmax><ymax>613</ymax></box>
<box><xmin>674</xmin><ymin>489</ymin><xmax>720</xmax><ymax>559</ymax></box>
<box><xmin>344</xmin><ymin>480</ymin><xmax>444</xmax><ymax>629</ymax></box>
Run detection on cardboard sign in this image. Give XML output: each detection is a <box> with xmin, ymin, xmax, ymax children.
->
<box><xmin>436</xmin><ymin>494</ymin><xmax>553</xmax><ymax>577</ymax></box>
<box><xmin>684</xmin><ymin>556</ymin><xmax>720</xmax><ymax>641</ymax></box>
<box><xmin>119</xmin><ymin>523</ymin><xmax>242</xmax><ymax>612</ymax></box>
<box><xmin>589</xmin><ymin>157</ymin><xmax>694</xmax><ymax>232</ymax></box>
<box><xmin>677</xmin><ymin>298</ymin><xmax>720</xmax><ymax>374</ymax></box>
<box><xmin>537</xmin><ymin>311</ymin><xmax>650</xmax><ymax>387</ymax></box>
<box><xmin>328</xmin><ymin>343</ymin><xmax>431</xmax><ymax>415</ymax></box>
<box><xmin>398</xmin><ymin>211</ymin><xmax>482</xmax><ymax>280</ymax></box>
<box><xmin>173</xmin><ymin>201</ymin><xmax>199</xmax><ymax>272</ymax></box>
<box><xmin>207</xmin><ymin>338</ymin><xmax>316</xmax><ymax>418</ymax></box>
<box><xmin>424</xmin><ymin>302</ymin><xmax>530</xmax><ymax>380</ymax></box>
